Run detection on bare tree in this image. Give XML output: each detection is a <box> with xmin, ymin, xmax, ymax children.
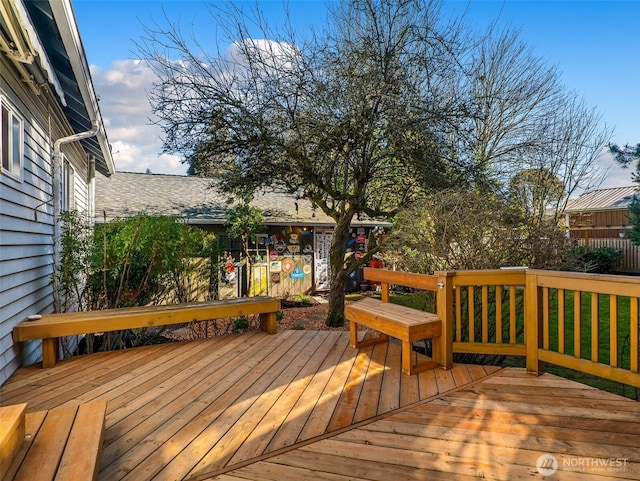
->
<box><xmin>528</xmin><ymin>94</ymin><xmax>611</xmax><ymax>224</ymax></box>
<box><xmin>138</xmin><ymin>0</ymin><xmax>467</xmax><ymax>325</ymax></box>
<box><xmin>510</xmin><ymin>168</ymin><xmax>564</xmax><ymax>225</ymax></box>
<box><xmin>138</xmin><ymin>0</ymin><xmax>611</xmax><ymax>325</ymax></box>
<box><xmin>384</xmin><ymin>189</ymin><xmax>570</xmax><ymax>273</ymax></box>
<box><xmin>454</xmin><ymin>28</ymin><xmax>611</xmax><ymax>215</ymax></box>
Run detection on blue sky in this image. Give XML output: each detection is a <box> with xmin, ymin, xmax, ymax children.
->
<box><xmin>73</xmin><ymin>0</ymin><xmax>640</xmax><ymax>188</ymax></box>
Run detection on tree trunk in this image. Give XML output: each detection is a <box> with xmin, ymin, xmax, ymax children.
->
<box><xmin>326</xmin><ymin>217</ymin><xmax>351</xmax><ymax>327</ymax></box>
<box><xmin>326</xmin><ymin>267</ymin><xmax>347</xmax><ymax>327</ymax></box>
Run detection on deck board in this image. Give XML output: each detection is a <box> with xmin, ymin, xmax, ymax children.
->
<box><xmin>2</xmin><ymin>331</ymin><xmax>635</xmax><ymax>480</ymax></box>
<box><xmin>213</xmin><ymin>368</ymin><xmax>639</xmax><ymax>481</ymax></box>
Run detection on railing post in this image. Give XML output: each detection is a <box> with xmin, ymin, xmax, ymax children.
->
<box><xmin>436</xmin><ymin>271</ymin><xmax>454</xmax><ymax>369</ymax></box>
<box><xmin>525</xmin><ymin>270</ymin><xmax>543</xmax><ymax>375</ymax></box>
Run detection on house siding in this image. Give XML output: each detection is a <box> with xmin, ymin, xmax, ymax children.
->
<box><xmin>568</xmin><ymin>210</ymin><xmax>632</xmax><ymax>239</ymax></box>
<box><xmin>0</xmin><ymin>56</ymin><xmax>91</xmax><ymax>384</ymax></box>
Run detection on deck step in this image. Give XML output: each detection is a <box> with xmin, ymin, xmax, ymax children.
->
<box><xmin>0</xmin><ymin>403</ymin><xmax>27</xmax><ymax>480</ymax></box>
<box><xmin>2</xmin><ymin>399</ymin><xmax>107</xmax><ymax>481</ymax></box>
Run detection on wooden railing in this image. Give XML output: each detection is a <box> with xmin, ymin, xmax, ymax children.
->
<box><xmin>364</xmin><ymin>267</ymin><xmax>640</xmax><ymax>388</ymax></box>
<box><xmin>525</xmin><ymin>270</ymin><xmax>640</xmax><ymax>387</ymax></box>
<box><xmin>442</xmin><ymin>269</ymin><xmax>527</xmax><ymax>358</ymax></box>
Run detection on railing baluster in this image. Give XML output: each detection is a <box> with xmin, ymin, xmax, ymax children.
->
<box><xmin>591</xmin><ymin>292</ymin><xmax>599</xmax><ymax>363</ymax></box>
<box><xmin>468</xmin><ymin>286</ymin><xmax>475</xmax><ymax>343</ymax></box>
<box><xmin>574</xmin><ymin>291</ymin><xmax>582</xmax><ymax>359</ymax></box>
<box><xmin>455</xmin><ymin>287</ymin><xmax>462</xmax><ymax>342</ymax></box>
<box><xmin>610</xmin><ymin>294</ymin><xmax>618</xmax><ymax>368</ymax></box>
<box><xmin>496</xmin><ymin>285</ymin><xmax>503</xmax><ymax>344</ymax></box>
<box><xmin>631</xmin><ymin>297</ymin><xmax>638</xmax><ymax>373</ymax></box>
<box><xmin>558</xmin><ymin>289</ymin><xmax>565</xmax><ymax>354</ymax></box>
<box><xmin>543</xmin><ymin>287</ymin><xmax>550</xmax><ymax>350</ymax></box>
<box><xmin>509</xmin><ymin>285</ymin><xmax>516</xmax><ymax>344</ymax></box>
<box><xmin>482</xmin><ymin>285</ymin><xmax>489</xmax><ymax>343</ymax></box>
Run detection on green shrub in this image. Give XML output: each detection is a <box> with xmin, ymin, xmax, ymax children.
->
<box><xmin>54</xmin><ymin>213</ymin><xmax>219</xmax><ymax>354</ymax></box>
<box><xmin>564</xmin><ymin>246</ymin><xmax>623</xmax><ymax>273</ymax></box>
<box><xmin>233</xmin><ymin>317</ymin><xmax>250</xmax><ymax>332</ymax></box>
<box><xmin>294</xmin><ymin>293</ymin><xmax>312</xmax><ymax>306</ymax></box>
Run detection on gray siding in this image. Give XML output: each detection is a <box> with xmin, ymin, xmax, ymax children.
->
<box><xmin>1</xmin><ymin>57</ymin><xmax>91</xmax><ymax>384</ymax></box>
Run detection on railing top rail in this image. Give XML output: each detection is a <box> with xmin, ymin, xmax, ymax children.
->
<box><xmin>528</xmin><ymin>269</ymin><xmax>640</xmax><ymax>297</ymax></box>
<box><xmin>527</xmin><ymin>269</ymin><xmax>640</xmax><ymax>283</ymax></box>
<box><xmin>435</xmin><ymin>268</ymin><xmax>527</xmax><ymax>286</ymax></box>
<box><xmin>363</xmin><ymin>268</ymin><xmax>439</xmax><ymax>291</ymax></box>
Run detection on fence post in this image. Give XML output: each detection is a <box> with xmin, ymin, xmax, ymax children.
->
<box><xmin>436</xmin><ymin>271</ymin><xmax>454</xmax><ymax>369</ymax></box>
<box><xmin>525</xmin><ymin>270</ymin><xmax>543</xmax><ymax>375</ymax></box>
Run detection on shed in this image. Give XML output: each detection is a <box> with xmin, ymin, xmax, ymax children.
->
<box><xmin>95</xmin><ymin>172</ymin><xmax>390</xmax><ymax>297</ymax></box>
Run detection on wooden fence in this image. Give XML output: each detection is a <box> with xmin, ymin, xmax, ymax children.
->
<box><xmin>578</xmin><ymin>237</ymin><xmax>640</xmax><ymax>273</ymax></box>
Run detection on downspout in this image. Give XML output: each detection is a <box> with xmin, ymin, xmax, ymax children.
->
<box><xmin>52</xmin><ymin>122</ymin><xmax>99</xmax><ymax>310</ymax></box>
<box><xmin>52</xmin><ymin>121</ymin><xmax>99</xmax><ymax>221</ymax></box>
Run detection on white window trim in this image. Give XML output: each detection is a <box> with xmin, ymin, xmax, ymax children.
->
<box><xmin>0</xmin><ymin>96</ymin><xmax>24</xmax><ymax>181</ymax></box>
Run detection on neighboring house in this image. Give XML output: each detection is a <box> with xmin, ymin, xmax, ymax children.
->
<box><xmin>0</xmin><ymin>0</ymin><xmax>114</xmax><ymax>384</ymax></box>
<box><xmin>564</xmin><ymin>186</ymin><xmax>639</xmax><ymax>240</ymax></box>
<box><xmin>95</xmin><ymin>172</ymin><xmax>388</xmax><ymax>297</ymax></box>
<box><xmin>564</xmin><ymin>185</ymin><xmax>640</xmax><ymax>273</ymax></box>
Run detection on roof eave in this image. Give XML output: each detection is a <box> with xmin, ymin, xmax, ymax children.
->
<box><xmin>47</xmin><ymin>0</ymin><xmax>114</xmax><ymax>175</ymax></box>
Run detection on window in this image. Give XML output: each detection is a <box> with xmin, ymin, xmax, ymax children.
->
<box><xmin>63</xmin><ymin>159</ymin><xmax>75</xmax><ymax>210</ymax></box>
<box><xmin>1</xmin><ymin>98</ymin><xmax>23</xmax><ymax>178</ymax></box>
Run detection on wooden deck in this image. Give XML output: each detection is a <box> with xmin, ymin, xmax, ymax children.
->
<box><xmin>1</xmin><ymin>330</ymin><xmax>638</xmax><ymax>480</ymax></box>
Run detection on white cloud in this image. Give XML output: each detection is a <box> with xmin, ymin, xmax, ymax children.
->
<box><xmin>92</xmin><ymin>57</ymin><xmax>638</xmax><ymax>189</ymax></box>
<box><xmin>91</xmin><ymin>60</ymin><xmax>188</xmax><ymax>175</ymax></box>
<box><xmin>90</xmin><ymin>40</ymin><xmax>297</xmax><ymax>176</ymax></box>
<box><xmin>597</xmin><ymin>149</ymin><xmax>636</xmax><ymax>189</ymax></box>
<box><xmin>225</xmin><ymin>39</ymin><xmax>299</xmax><ymax>79</ymax></box>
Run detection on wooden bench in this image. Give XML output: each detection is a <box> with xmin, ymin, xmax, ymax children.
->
<box><xmin>0</xmin><ymin>399</ymin><xmax>107</xmax><ymax>481</ymax></box>
<box><xmin>345</xmin><ymin>268</ymin><xmax>444</xmax><ymax>375</ymax></box>
<box><xmin>13</xmin><ymin>297</ymin><xmax>281</xmax><ymax>368</ymax></box>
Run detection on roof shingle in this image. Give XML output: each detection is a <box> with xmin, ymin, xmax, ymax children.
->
<box><xmin>95</xmin><ymin>172</ymin><xmax>386</xmax><ymax>227</ymax></box>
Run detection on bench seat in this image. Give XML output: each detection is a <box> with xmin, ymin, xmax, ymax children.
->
<box><xmin>13</xmin><ymin>297</ymin><xmax>280</xmax><ymax>368</ymax></box>
<box><xmin>346</xmin><ymin>297</ymin><xmax>442</xmax><ymax>375</ymax></box>
<box><xmin>1</xmin><ymin>399</ymin><xmax>107</xmax><ymax>481</ymax></box>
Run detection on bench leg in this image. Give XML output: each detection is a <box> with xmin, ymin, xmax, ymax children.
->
<box><xmin>431</xmin><ymin>335</ymin><xmax>441</xmax><ymax>368</ymax></box>
<box><xmin>259</xmin><ymin>312</ymin><xmax>277</xmax><ymax>334</ymax></box>
<box><xmin>402</xmin><ymin>341</ymin><xmax>413</xmax><ymax>375</ymax></box>
<box><xmin>404</xmin><ymin>339</ymin><xmax>442</xmax><ymax>375</ymax></box>
<box><xmin>431</xmin><ymin>335</ymin><xmax>451</xmax><ymax>370</ymax></box>
<box><xmin>42</xmin><ymin>338</ymin><xmax>59</xmax><ymax>368</ymax></box>
<box><xmin>350</xmin><ymin>321</ymin><xmax>358</xmax><ymax>348</ymax></box>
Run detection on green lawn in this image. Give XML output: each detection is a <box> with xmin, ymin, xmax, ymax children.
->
<box><xmin>540</xmin><ymin>291</ymin><xmax>638</xmax><ymax>399</ymax></box>
<box><xmin>378</xmin><ymin>289</ymin><xmax>639</xmax><ymax>400</ymax></box>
